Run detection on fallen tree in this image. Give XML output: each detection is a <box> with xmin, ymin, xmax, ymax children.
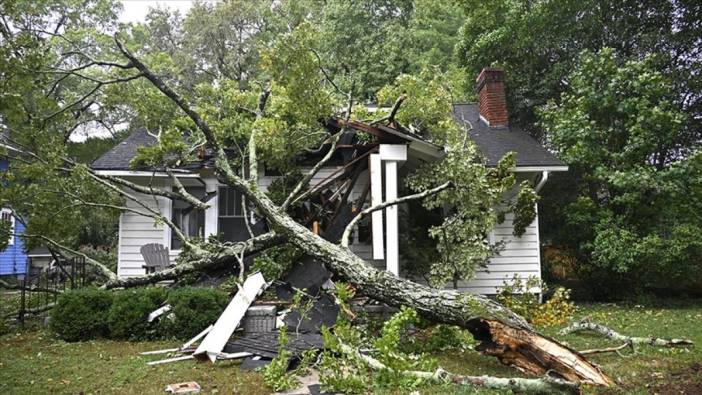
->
<box><xmin>1</xmin><ymin>20</ymin><xmax>614</xmax><ymax>389</ymax></box>
<box><xmin>102</xmin><ymin>37</ymin><xmax>613</xmax><ymax>387</ymax></box>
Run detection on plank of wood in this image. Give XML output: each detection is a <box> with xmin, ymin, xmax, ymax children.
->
<box><xmin>147</xmin><ymin>354</ymin><xmax>194</xmax><ymax>366</ymax></box>
<box><xmin>140</xmin><ymin>348</ymin><xmax>179</xmax><ymax>356</ymax></box>
<box><xmin>215</xmin><ymin>351</ymin><xmax>253</xmax><ymax>360</ymax></box>
<box><xmin>147</xmin><ymin>304</ymin><xmax>172</xmax><ymax>323</ymax></box>
<box><xmin>193</xmin><ymin>272</ymin><xmax>267</xmax><ymax>362</ymax></box>
<box><xmin>181</xmin><ymin>325</ymin><xmax>213</xmax><ymax>350</ymax></box>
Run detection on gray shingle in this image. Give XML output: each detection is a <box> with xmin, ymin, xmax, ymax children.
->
<box><xmin>453</xmin><ymin>103</ymin><xmax>566</xmax><ymax>168</ymax></box>
<box><xmin>91</xmin><ymin>128</ymin><xmax>156</xmax><ymax>170</ymax></box>
<box><xmin>93</xmin><ymin>107</ymin><xmax>566</xmax><ymax>171</ymax></box>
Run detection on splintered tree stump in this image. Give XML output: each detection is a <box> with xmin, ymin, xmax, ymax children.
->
<box><xmin>474</xmin><ymin>319</ymin><xmax>614</xmax><ymax>385</ymax></box>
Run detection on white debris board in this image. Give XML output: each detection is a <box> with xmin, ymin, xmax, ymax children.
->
<box><xmin>193</xmin><ymin>272</ymin><xmax>267</xmax><ymax>362</ymax></box>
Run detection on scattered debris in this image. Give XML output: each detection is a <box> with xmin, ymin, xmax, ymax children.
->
<box><xmin>148</xmin><ymin>354</ymin><xmax>195</xmax><ymax>366</ymax></box>
<box><xmin>225</xmin><ymin>332</ymin><xmax>324</xmax><ymax>360</ymax></box>
<box><xmin>243</xmin><ymin>305</ymin><xmax>277</xmax><ymax>333</ymax></box>
<box><xmin>239</xmin><ymin>356</ymin><xmax>272</xmax><ymax>371</ymax></box>
<box><xmin>164</xmin><ymin>381</ymin><xmax>201</xmax><ymax>394</ymax></box>
<box><xmin>194</xmin><ymin>272</ymin><xmax>267</xmax><ymax>362</ymax></box>
<box><xmin>148</xmin><ymin>304</ymin><xmax>172</xmax><ymax>323</ymax></box>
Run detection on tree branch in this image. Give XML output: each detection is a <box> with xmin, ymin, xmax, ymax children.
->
<box><xmin>19</xmin><ymin>233</ymin><xmax>117</xmax><ymax>282</ymax></box>
<box><xmin>341</xmin><ymin>181</ymin><xmax>452</xmax><ymax>247</ymax></box>
<box><xmin>560</xmin><ymin>319</ymin><xmax>694</xmax><ymax>348</ymax></box>
<box><xmin>114</xmin><ymin>36</ymin><xmax>221</xmax><ymax>153</ymax></box>
<box><xmin>336</xmin><ymin>341</ymin><xmax>579</xmax><ymax>394</ymax></box>
<box><xmin>282</xmin><ymin>87</ymin><xmax>354</xmax><ymax>211</ymax></box>
<box><xmin>103</xmin><ymin>232</ymin><xmax>285</xmax><ymax>289</ymax></box>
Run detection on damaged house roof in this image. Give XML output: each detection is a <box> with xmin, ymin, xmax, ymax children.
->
<box><xmin>91</xmin><ymin>104</ymin><xmax>565</xmax><ymax>171</ymax></box>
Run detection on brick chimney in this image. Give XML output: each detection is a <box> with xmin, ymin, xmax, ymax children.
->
<box><xmin>476</xmin><ymin>67</ymin><xmax>508</xmax><ymax>127</ymax></box>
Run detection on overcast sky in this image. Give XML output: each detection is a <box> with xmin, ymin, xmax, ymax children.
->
<box><xmin>119</xmin><ymin>0</ymin><xmax>201</xmax><ymax>23</ymax></box>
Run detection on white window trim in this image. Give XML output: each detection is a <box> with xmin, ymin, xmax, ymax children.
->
<box><xmin>1</xmin><ymin>208</ymin><xmax>15</xmax><ymax>246</ymax></box>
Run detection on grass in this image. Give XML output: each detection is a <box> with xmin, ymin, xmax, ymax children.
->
<box><xmin>431</xmin><ymin>299</ymin><xmax>702</xmax><ymax>394</ymax></box>
<box><xmin>0</xmin><ymin>331</ymin><xmax>269</xmax><ymax>394</ymax></box>
<box><xmin>1</xmin><ymin>299</ymin><xmax>701</xmax><ymax>394</ymax></box>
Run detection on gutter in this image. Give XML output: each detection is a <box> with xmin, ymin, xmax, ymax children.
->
<box><xmin>534</xmin><ymin>171</ymin><xmax>549</xmax><ymax>193</ymax></box>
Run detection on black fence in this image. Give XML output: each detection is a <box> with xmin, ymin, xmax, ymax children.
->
<box><xmin>13</xmin><ymin>256</ymin><xmax>86</xmax><ymax>324</ymax></box>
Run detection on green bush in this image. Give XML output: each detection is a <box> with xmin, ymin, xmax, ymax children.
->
<box><xmin>162</xmin><ymin>287</ymin><xmax>230</xmax><ymax>340</ymax></box>
<box><xmin>50</xmin><ymin>288</ymin><xmax>113</xmax><ymax>342</ymax></box>
<box><xmin>107</xmin><ymin>287</ymin><xmax>167</xmax><ymax>340</ymax></box>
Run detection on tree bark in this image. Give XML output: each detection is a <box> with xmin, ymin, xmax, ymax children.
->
<box><xmin>102</xmin><ymin>232</ymin><xmax>284</xmax><ymax>289</ymax></box>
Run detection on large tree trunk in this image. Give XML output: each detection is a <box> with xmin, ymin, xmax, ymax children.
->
<box><xmin>220</xmin><ymin>175</ymin><xmax>613</xmax><ymax>386</ymax></box>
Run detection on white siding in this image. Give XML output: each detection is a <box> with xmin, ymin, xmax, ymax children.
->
<box><xmin>115</xmin><ymin>167</ymin><xmax>543</xmax><ymax>295</ymax></box>
<box><xmin>117</xmin><ymin>189</ymin><xmax>171</xmax><ymax>278</ymax></box>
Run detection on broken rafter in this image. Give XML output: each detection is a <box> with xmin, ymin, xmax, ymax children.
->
<box><xmin>560</xmin><ymin>319</ymin><xmax>694</xmax><ymax>348</ymax></box>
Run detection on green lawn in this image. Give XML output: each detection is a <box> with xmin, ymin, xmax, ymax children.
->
<box><xmin>1</xmin><ymin>300</ymin><xmax>701</xmax><ymax>394</ymax></box>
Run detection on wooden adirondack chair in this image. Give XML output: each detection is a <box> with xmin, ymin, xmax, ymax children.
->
<box><xmin>141</xmin><ymin>243</ymin><xmax>172</xmax><ymax>274</ymax></box>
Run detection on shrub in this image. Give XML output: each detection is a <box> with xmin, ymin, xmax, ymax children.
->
<box><xmin>107</xmin><ymin>287</ymin><xmax>167</xmax><ymax>340</ymax></box>
<box><xmin>50</xmin><ymin>287</ymin><xmax>113</xmax><ymax>341</ymax></box>
<box><xmin>162</xmin><ymin>287</ymin><xmax>230</xmax><ymax>340</ymax></box>
<box><xmin>497</xmin><ymin>275</ymin><xmax>575</xmax><ymax>327</ymax></box>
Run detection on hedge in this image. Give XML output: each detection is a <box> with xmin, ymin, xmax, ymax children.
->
<box><xmin>107</xmin><ymin>287</ymin><xmax>168</xmax><ymax>340</ymax></box>
<box><xmin>50</xmin><ymin>287</ymin><xmax>113</xmax><ymax>342</ymax></box>
<box><xmin>162</xmin><ymin>287</ymin><xmax>230</xmax><ymax>340</ymax></box>
<box><xmin>50</xmin><ymin>286</ymin><xmax>230</xmax><ymax>342</ymax></box>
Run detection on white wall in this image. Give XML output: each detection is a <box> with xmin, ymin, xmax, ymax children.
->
<box><xmin>115</xmin><ymin>168</ymin><xmax>543</xmax><ymax>295</ymax></box>
<box><xmin>117</xmin><ymin>188</ymin><xmax>171</xmax><ymax>278</ymax></box>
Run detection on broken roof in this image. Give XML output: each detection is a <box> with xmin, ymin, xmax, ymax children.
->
<box><xmin>453</xmin><ymin>103</ymin><xmax>566</xmax><ymax>169</ymax></box>
<box><xmin>92</xmin><ymin>106</ymin><xmax>566</xmax><ymax>171</ymax></box>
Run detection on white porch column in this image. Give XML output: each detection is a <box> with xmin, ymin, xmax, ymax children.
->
<box><xmin>204</xmin><ymin>178</ymin><xmax>219</xmax><ymax>238</ymax></box>
<box><xmin>384</xmin><ymin>160</ymin><xmax>399</xmax><ymax>275</ymax></box>
<box><xmin>378</xmin><ymin>145</ymin><xmax>407</xmax><ymax>276</ymax></box>
<box><xmin>370</xmin><ymin>153</ymin><xmax>384</xmax><ymax>259</ymax></box>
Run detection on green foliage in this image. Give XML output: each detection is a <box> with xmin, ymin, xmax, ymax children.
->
<box><xmin>497</xmin><ymin>276</ymin><xmax>575</xmax><ymax>327</ymax></box>
<box><xmin>50</xmin><ymin>288</ymin><xmax>114</xmax><ymax>342</ymax></box>
<box><xmin>511</xmin><ymin>181</ymin><xmax>538</xmax><ymax>236</ymax></box>
<box><xmin>406</xmin><ymin>145</ymin><xmax>515</xmax><ymax>287</ymax></box>
<box><xmin>456</xmin><ymin>0</ymin><xmax>702</xmax><ymax>136</ymax></box>
<box><xmin>540</xmin><ymin>49</ymin><xmax>702</xmax><ymax>296</ymax></box>
<box><xmin>265</xmin><ymin>170</ymin><xmax>303</xmax><ymax>206</ymax></box>
<box><xmin>262</xmin><ymin>326</ymin><xmax>299</xmax><ymax>391</ymax></box>
<box><xmin>377</xmin><ymin>67</ymin><xmax>461</xmax><ymax>145</ymax></box>
<box><xmin>251</xmin><ymin>245</ymin><xmax>301</xmax><ymax>282</ymax></box>
<box><xmin>106</xmin><ymin>287</ymin><xmax>167</xmax><ymax>340</ymax></box>
<box><xmin>319</xmin><ymin>307</ymin><xmax>437</xmax><ymax>393</ymax></box>
<box><xmin>403</xmin><ymin>324</ymin><xmax>477</xmax><ymax>354</ymax></box>
<box><xmin>162</xmin><ymin>287</ymin><xmax>229</xmax><ymax>340</ymax></box>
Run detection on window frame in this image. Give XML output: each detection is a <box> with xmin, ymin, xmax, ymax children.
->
<box><xmin>1</xmin><ymin>208</ymin><xmax>15</xmax><ymax>246</ymax></box>
<box><xmin>218</xmin><ymin>186</ymin><xmax>244</xmax><ymax>218</ymax></box>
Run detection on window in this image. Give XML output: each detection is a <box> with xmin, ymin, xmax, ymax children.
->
<box><xmin>218</xmin><ymin>187</ymin><xmax>249</xmax><ymax>242</ymax></box>
<box><xmin>1</xmin><ymin>208</ymin><xmax>15</xmax><ymax>246</ymax></box>
<box><xmin>171</xmin><ymin>187</ymin><xmax>205</xmax><ymax>250</ymax></box>
<box><xmin>218</xmin><ymin>186</ymin><xmax>244</xmax><ymax>218</ymax></box>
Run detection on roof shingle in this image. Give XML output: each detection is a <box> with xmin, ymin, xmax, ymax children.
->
<box><xmin>453</xmin><ymin>103</ymin><xmax>566</xmax><ymax>168</ymax></box>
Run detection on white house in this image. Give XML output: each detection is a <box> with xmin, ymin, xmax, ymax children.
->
<box><xmin>92</xmin><ymin>68</ymin><xmax>567</xmax><ymax>294</ymax></box>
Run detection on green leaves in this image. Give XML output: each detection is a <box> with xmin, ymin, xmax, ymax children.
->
<box><xmin>406</xmin><ymin>136</ymin><xmax>515</xmax><ymax>287</ymax></box>
<box><xmin>540</xmin><ymin>48</ymin><xmax>702</xmax><ymax>294</ymax></box>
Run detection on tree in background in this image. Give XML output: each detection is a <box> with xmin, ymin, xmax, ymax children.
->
<box><xmin>456</xmin><ymin>0</ymin><xmax>702</xmax><ymax>138</ymax></box>
<box><xmin>539</xmin><ymin>49</ymin><xmax>702</xmax><ymax>297</ymax></box>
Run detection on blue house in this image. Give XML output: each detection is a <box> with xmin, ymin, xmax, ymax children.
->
<box><xmin>0</xmin><ymin>151</ymin><xmax>29</xmax><ymax>277</ymax></box>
